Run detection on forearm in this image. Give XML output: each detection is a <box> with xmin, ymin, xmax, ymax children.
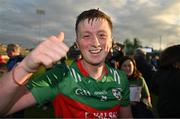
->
<box><xmin>143</xmin><ymin>96</ymin><xmax>152</xmax><ymax>107</ymax></box>
<box><xmin>0</xmin><ymin>62</ymin><xmax>32</xmax><ymax>114</ymax></box>
<box><xmin>0</xmin><ymin>32</ymin><xmax>68</xmax><ymax>114</ymax></box>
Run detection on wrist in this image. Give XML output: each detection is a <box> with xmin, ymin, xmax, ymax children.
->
<box><xmin>12</xmin><ymin>63</ymin><xmax>33</xmax><ymax>86</ymax></box>
<box><xmin>18</xmin><ymin>61</ymin><xmax>37</xmax><ymax>73</ymax></box>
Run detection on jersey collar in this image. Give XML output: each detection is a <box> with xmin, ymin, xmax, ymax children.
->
<box><xmin>77</xmin><ymin>59</ymin><xmax>108</xmax><ymax>77</ymax></box>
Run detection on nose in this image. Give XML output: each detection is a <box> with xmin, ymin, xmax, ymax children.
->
<box><xmin>92</xmin><ymin>35</ymin><xmax>100</xmax><ymax>47</ymax></box>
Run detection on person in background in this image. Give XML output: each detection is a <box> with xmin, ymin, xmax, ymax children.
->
<box><xmin>6</xmin><ymin>44</ymin><xmax>24</xmax><ymax>71</ymax></box>
<box><xmin>151</xmin><ymin>55</ymin><xmax>159</xmax><ymax>70</ymax></box>
<box><xmin>134</xmin><ymin>48</ymin><xmax>156</xmax><ymax>93</ymax></box>
<box><xmin>0</xmin><ymin>55</ymin><xmax>9</xmax><ymax>64</ymax></box>
<box><xmin>106</xmin><ymin>42</ymin><xmax>124</xmax><ymax>68</ymax></box>
<box><xmin>152</xmin><ymin>44</ymin><xmax>180</xmax><ymax>118</ymax></box>
<box><xmin>0</xmin><ymin>9</ymin><xmax>132</xmax><ymax>118</ymax></box>
<box><xmin>119</xmin><ymin>56</ymin><xmax>154</xmax><ymax>118</ymax></box>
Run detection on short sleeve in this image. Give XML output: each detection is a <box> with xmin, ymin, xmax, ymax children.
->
<box><xmin>26</xmin><ymin>63</ymin><xmax>68</xmax><ymax>105</ymax></box>
<box><xmin>141</xmin><ymin>77</ymin><xmax>150</xmax><ymax>99</ymax></box>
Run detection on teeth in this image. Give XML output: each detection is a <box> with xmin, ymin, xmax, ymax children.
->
<box><xmin>90</xmin><ymin>49</ymin><xmax>102</xmax><ymax>54</ymax></box>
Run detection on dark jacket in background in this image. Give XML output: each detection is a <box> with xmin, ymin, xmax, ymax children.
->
<box><xmin>135</xmin><ymin>55</ymin><xmax>156</xmax><ymax>92</ymax></box>
<box><xmin>7</xmin><ymin>55</ymin><xmax>24</xmax><ymax>71</ymax></box>
<box><xmin>152</xmin><ymin>69</ymin><xmax>180</xmax><ymax>118</ymax></box>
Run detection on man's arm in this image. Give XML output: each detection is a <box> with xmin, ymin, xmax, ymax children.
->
<box><xmin>119</xmin><ymin>105</ymin><xmax>133</xmax><ymax>118</ymax></box>
<box><xmin>4</xmin><ymin>87</ymin><xmax>36</xmax><ymax>115</ymax></box>
<box><xmin>0</xmin><ymin>68</ymin><xmax>36</xmax><ymax>115</ymax></box>
<box><xmin>0</xmin><ymin>32</ymin><xmax>69</xmax><ymax>115</ymax></box>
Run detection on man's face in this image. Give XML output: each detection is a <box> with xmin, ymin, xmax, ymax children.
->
<box><xmin>76</xmin><ymin>18</ymin><xmax>112</xmax><ymax>65</ymax></box>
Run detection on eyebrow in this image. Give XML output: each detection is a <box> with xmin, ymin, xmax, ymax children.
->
<box><xmin>82</xmin><ymin>30</ymin><xmax>108</xmax><ymax>34</ymax></box>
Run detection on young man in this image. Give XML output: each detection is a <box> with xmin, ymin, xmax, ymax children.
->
<box><xmin>0</xmin><ymin>9</ymin><xmax>132</xmax><ymax>118</ymax></box>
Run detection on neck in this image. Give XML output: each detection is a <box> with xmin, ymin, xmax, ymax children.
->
<box><xmin>81</xmin><ymin>60</ymin><xmax>105</xmax><ymax>80</ymax></box>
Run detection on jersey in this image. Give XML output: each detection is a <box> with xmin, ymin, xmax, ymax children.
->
<box><xmin>27</xmin><ymin>59</ymin><xmax>130</xmax><ymax>118</ymax></box>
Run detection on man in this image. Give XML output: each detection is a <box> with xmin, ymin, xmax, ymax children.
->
<box><xmin>0</xmin><ymin>9</ymin><xmax>132</xmax><ymax>118</ymax></box>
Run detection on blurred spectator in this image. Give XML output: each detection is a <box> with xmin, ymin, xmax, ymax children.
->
<box><xmin>106</xmin><ymin>42</ymin><xmax>124</xmax><ymax>68</ymax></box>
<box><xmin>151</xmin><ymin>55</ymin><xmax>159</xmax><ymax>70</ymax></box>
<box><xmin>0</xmin><ymin>54</ymin><xmax>9</xmax><ymax>64</ymax></box>
<box><xmin>134</xmin><ymin>48</ymin><xmax>156</xmax><ymax>92</ymax></box>
<box><xmin>119</xmin><ymin>56</ymin><xmax>154</xmax><ymax>118</ymax></box>
<box><xmin>152</xmin><ymin>44</ymin><xmax>180</xmax><ymax>118</ymax></box>
<box><xmin>6</xmin><ymin>44</ymin><xmax>24</xmax><ymax>71</ymax></box>
<box><xmin>0</xmin><ymin>55</ymin><xmax>8</xmax><ymax>76</ymax></box>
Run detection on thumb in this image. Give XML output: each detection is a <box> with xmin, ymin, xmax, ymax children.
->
<box><xmin>57</xmin><ymin>32</ymin><xmax>64</xmax><ymax>42</ymax></box>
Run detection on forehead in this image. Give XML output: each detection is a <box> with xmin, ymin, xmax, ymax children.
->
<box><xmin>77</xmin><ymin>18</ymin><xmax>111</xmax><ymax>32</ymax></box>
<box><xmin>123</xmin><ymin>59</ymin><xmax>133</xmax><ymax>65</ymax></box>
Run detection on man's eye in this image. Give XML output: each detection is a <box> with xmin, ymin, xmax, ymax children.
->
<box><xmin>100</xmin><ymin>34</ymin><xmax>105</xmax><ymax>36</ymax></box>
<box><xmin>99</xmin><ymin>34</ymin><xmax>107</xmax><ymax>39</ymax></box>
<box><xmin>83</xmin><ymin>35</ymin><xmax>90</xmax><ymax>38</ymax></box>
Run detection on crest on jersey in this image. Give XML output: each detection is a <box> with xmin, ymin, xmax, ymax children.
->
<box><xmin>112</xmin><ymin>88</ymin><xmax>122</xmax><ymax>100</ymax></box>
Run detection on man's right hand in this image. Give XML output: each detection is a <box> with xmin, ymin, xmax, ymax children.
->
<box><xmin>20</xmin><ymin>32</ymin><xmax>69</xmax><ymax>73</ymax></box>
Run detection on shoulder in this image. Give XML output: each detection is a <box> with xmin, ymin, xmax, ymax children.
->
<box><xmin>106</xmin><ymin>64</ymin><xmax>128</xmax><ymax>83</ymax></box>
<box><xmin>139</xmin><ymin>76</ymin><xmax>145</xmax><ymax>80</ymax></box>
<box><xmin>109</xmin><ymin>65</ymin><xmax>126</xmax><ymax>77</ymax></box>
<box><xmin>137</xmin><ymin>76</ymin><xmax>146</xmax><ymax>83</ymax></box>
<box><xmin>16</xmin><ymin>55</ymin><xmax>24</xmax><ymax>61</ymax></box>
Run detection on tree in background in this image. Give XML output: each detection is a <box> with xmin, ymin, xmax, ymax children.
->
<box><xmin>124</xmin><ymin>38</ymin><xmax>142</xmax><ymax>55</ymax></box>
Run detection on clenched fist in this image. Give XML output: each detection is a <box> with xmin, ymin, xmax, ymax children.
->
<box><xmin>20</xmin><ymin>32</ymin><xmax>69</xmax><ymax>73</ymax></box>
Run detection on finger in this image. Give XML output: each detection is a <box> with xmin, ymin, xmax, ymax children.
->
<box><xmin>57</xmin><ymin>42</ymin><xmax>69</xmax><ymax>53</ymax></box>
<box><xmin>43</xmin><ymin>48</ymin><xmax>67</xmax><ymax>62</ymax></box>
<box><xmin>39</xmin><ymin>54</ymin><xmax>55</xmax><ymax>68</ymax></box>
<box><xmin>57</xmin><ymin>32</ymin><xmax>64</xmax><ymax>42</ymax></box>
<box><xmin>46</xmin><ymin>36</ymin><xmax>69</xmax><ymax>53</ymax></box>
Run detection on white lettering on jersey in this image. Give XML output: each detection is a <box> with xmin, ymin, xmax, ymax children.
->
<box><xmin>85</xmin><ymin>111</ymin><xmax>118</xmax><ymax>118</ymax></box>
<box><xmin>94</xmin><ymin>90</ymin><xmax>107</xmax><ymax>95</ymax></box>
<box><xmin>75</xmin><ymin>88</ymin><xmax>91</xmax><ymax>96</ymax></box>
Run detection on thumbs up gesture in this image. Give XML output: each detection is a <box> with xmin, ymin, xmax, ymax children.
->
<box><xmin>20</xmin><ymin>32</ymin><xmax>69</xmax><ymax>73</ymax></box>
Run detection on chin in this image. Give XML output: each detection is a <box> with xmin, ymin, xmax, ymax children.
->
<box><xmin>92</xmin><ymin>62</ymin><xmax>103</xmax><ymax>66</ymax></box>
<box><xmin>88</xmin><ymin>59</ymin><xmax>104</xmax><ymax>66</ymax></box>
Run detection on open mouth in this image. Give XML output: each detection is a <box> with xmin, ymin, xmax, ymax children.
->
<box><xmin>89</xmin><ymin>48</ymin><xmax>102</xmax><ymax>54</ymax></box>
